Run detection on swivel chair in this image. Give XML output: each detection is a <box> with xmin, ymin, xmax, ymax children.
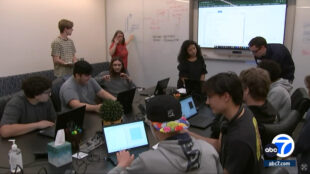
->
<box><xmin>291</xmin><ymin>88</ymin><xmax>310</xmax><ymax>117</ymax></box>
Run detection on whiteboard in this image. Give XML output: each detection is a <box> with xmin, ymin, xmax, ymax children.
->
<box><xmin>291</xmin><ymin>0</ymin><xmax>310</xmax><ymax>89</ymax></box>
<box><xmin>106</xmin><ymin>0</ymin><xmax>189</xmax><ymax>87</ymax></box>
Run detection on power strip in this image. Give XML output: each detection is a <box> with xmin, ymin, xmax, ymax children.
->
<box><xmin>79</xmin><ymin>134</ymin><xmax>104</xmax><ymax>153</ymax></box>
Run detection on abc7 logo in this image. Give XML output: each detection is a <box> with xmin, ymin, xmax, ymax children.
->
<box><xmin>264</xmin><ymin>144</ymin><xmax>278</xmax><ymax>158</ymax></box>
<box><xmin>272</xmin><ymin>134</ymin><xmax>295</xmax><ymax>158</ymax></box>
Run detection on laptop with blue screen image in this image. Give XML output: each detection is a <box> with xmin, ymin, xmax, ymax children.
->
<box><xmin>103</xmin><ymin>120</ymin><xmax>149</xmax><ymax>166</ymax></box>
<box><xmin>180</xmin><ymin>96</ymin><xmax>215</xmax><ymax>129</ymax></box>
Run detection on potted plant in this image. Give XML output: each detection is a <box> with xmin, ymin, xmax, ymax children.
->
<box><xmin>99</xmin><ymin>99</ymin><xmax>124</xmax><ymax>126</ymax></box>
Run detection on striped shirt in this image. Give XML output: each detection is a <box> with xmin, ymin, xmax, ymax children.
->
<box><xmin>51</xmin><ymin>37</ymin><xmax>76</xmax><ymax>77</ymax></box>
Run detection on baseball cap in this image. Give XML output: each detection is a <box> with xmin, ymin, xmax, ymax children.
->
<box><xmin>147</xmin><ymin>95</ymin><xmax>189</xmax><ymax>133</ymax></box>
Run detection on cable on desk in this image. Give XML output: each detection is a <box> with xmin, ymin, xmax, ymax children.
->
<box><xmin>13</xmin><ymin>165</ymin><xmax>23</xmax><ymax>174</ymax></box>
<box><xmin>36</xmin><ymin>167</ymin><xmax>47</xmax><ymax>174</ymax></box>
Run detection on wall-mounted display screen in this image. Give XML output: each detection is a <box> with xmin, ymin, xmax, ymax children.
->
<box><xmin>198</xmin><ymin>0</ymin><xmax>287</xmax><ymax>49</ymax></box>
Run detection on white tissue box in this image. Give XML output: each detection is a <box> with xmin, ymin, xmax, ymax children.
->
<box><xmin>47</xmin><ymin>141</ymin><xmax>72</xmax><ymax>167</ymax></box>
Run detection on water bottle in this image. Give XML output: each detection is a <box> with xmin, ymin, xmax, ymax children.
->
<box><xmin>8</xmin><ymin>139</ymin><xmax>23</xmax><ymax>173</ymax></box>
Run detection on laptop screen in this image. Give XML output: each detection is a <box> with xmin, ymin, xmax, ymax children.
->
<box><xmin>103</xmin><ymin>121</ymin><xmax>149</xmax><ymax>154</ymax></box>
<box><xmin>154</xmin><ymin>78</ymin><xmax>170</xmax><ymax>95</ymax></box>
<box><xmin>180</xmin><ymin>97</ymin><xmax>198</xmax><ymax>119</ymax></box>
<box><xmin>117</xmin><ymin>88</ymin><xmax>136</xmax><ymax>114</ymax></box>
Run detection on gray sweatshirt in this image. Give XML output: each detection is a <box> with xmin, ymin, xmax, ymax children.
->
<box><xmin>268</xmin><ymin>78</ymin><xmax>292</xmax><ymax>120</ymax></box>
<box><xmin>108</xmin><ymin>136</ymin><xmax>222</xmax><ymax>174</ymax></box>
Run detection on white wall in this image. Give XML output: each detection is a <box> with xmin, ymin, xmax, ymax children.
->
<box><xmin>291</xmin><ymin>0</ymin><xmax>310</xmax><ymax>90</ymax></box>
<box><xmin>0</xmin><ymin>0</ymin><xmax>106</xmax><ymax>77</ymax></box>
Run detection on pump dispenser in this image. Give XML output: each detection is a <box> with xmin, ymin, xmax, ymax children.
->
<box><xmin>8</xmin><ymin>139</ymin><xmax>23</xmax><ymax>173</ymax></box>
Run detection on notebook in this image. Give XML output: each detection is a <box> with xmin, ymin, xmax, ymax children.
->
<box><xmin>103</xmin><ymin>121</ymin><xmax>149</xmax><ymax>165</ymax></box>
<box><xmin>38</xmin><ymin>106</ymin><xmax>86</xmax><ymax>138</ymax></box>
<box><xmin>117</xmin><ymin>88</ymin><xmax>136</xmax><ymax>114</ymax></box>
<box><xmin>180</xmin><ymin>96</ymin><xmax>215</xmax><ymax>129</ymax></box>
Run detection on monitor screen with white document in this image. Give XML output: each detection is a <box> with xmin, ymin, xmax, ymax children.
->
<box><xmin>103</xmin><ymin>121</ymin><xmax>149</xmax><ymax>154</ymax></box>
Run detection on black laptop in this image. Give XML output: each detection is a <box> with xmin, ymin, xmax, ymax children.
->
<box><xmin>117</xmin><ymin>88</ymin><xmax>136</xmax><ymax>114</ymax></box>
<box><xmin>180</xmin><ymin>96</ymin><xmax>215</xmax><ymax>129</ymax></box>
<box><xmin>103</xmin><ymin>120</ymin><xmax>149</xmax><ymax>166</ymax></box>
<box><xmin>38</xmin><ymin>106</ymin><xmax>86</xmax><ymax>138</ymax></box>
<box><xmin>184</xmin><ymin>79</ymin><xmax>206</xmax><ymax>107</ymax></box>
<box><xmin>140</xmin><ymin>78</ymin><xmax>170</xmax><ymax>96</ymax></box>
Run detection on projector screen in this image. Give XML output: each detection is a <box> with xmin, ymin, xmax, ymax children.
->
<box><xmin>198</xmin><ymin>0</ymin><xmax>287</xmax><ymax>49</ymax></box>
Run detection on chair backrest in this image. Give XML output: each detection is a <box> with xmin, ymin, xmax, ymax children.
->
<box><xmin>291</xmin><ymin>88</ymin><xmax>310</xmax><ymax>116</ymax></box>
<box><xmin>50</xmin><ymin>77</ymin><xmax>66</xmax><ymax>112</ymax></box>
<box><xmin>261</xmin><ymin>110</ymin><xmax>300</xmax><ymax>145</ymax></box>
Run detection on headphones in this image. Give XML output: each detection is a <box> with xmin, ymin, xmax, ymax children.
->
<box><xmin>220</xmin><ymin>104</ymin><xmax>244</xmax><ymax>134</ymax></box>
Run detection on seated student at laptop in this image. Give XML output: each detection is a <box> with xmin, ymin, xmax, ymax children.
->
<box><xmin>94</xmin><ymin>57</ymin><xmax>135</xmax><ymax>97</ymax></box>
<box><xmin>108</xmin><ymin>95</ymin><xmax>222</xmax><ymax>174</ymax></box>
<box><xmin>60</xmin><ymin>60</ymin><xmax>116</xmax><ymax>113</ymax></box>
<box><xmin>187</xmin><ymin>72</ymin><xmax>262</xmax><ymax>174</ymax></box>
<box><xmin>0</xmin><ymin>76</ymin><xmax>56</xmax><ymax>138</ymax></box>
<box><xmin>239</xmin><ymin>68</ymin><xmax>279</xmax><ymax>147</ymax></box>
<box><xmin>177</xmin><ymin>40</ymin><xmax>207</xmax><ymax>88</ymax></box>
<box><xmin>239</xmin><ymin>68</ymin><xmax>279</xmax><ymax>124</ymax></box>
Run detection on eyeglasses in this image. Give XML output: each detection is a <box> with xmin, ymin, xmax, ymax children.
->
<box><xmin>251</xmin><ymin>47</ymin><xmax>262</xmax><ymax>54</ymax></box>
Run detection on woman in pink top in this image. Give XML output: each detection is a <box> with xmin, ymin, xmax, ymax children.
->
<box><xmin>109</xmin><ymin>30</ymin><xmax>134</xmax><ymax>69</ymax></box>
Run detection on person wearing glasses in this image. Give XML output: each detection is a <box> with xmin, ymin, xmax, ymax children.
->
<box><xmin>0</xmin><ymin>76</ymin><xmax>56</xmax><ymax>138</ymax></box>
<box><xmin>248</xmin><ymin>36</ymin><xmax>295</xmax><ymax>83</ymax></box>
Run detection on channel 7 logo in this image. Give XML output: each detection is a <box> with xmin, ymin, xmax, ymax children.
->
<box><xmin>264</xmin><ymin>134</ymin><xmax>295</xmax><ymax>158</ymax></box>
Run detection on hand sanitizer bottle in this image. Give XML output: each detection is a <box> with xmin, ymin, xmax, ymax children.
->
<box><xmin>8</xmin><ymin>139</ymin><xmax>23</xmax><ymax>173</ymax></box>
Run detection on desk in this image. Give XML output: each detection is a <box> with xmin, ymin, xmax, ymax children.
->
<box><xmin>0</xmin><ymin>89</ymin><xmax>214</xmax><ymax>173</ymax></box>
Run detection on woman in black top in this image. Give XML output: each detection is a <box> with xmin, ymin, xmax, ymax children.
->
<box><xmin>177</xmin><ymin>40</ymin><xmax>207</xmax><ymax>88</ymax></box>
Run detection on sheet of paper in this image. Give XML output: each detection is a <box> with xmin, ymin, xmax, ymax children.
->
<box><xmin>72</xmin><ymin>152</ymin><xmax>88</xmax><ymax>159</ymax></box>
<box><xmin>152</xmin><ymin>143</ymin><xmax>159</xmax><ymax>149</ymax></box>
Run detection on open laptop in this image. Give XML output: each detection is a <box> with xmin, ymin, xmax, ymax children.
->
<box><xmin>184</xmin><ymin>79</ymin><xmax>206</xmax><ymax>108</ymax></box>
<box><xmin>38</xmin><ymin>106</ymin><xmax>86</xmax><ymax>138</ymax></box>
<box><xmin>117</xmin><ymin>88</ymin><xmax>136</xmax><ymax>114</ymax></box>
<box><xmin>140</xmin><ymin>78</ymin><xmax>170</xmax><ymax>96</ymax></box>
<box><xmin>180</xmin><ymin>96</ymin><xmax>215</xmax><ymax>129</ymax></box>
<box><xmin>103</xmin><ymin>120</ymin><xmax>149</xmax><ymax>166</ymax></box>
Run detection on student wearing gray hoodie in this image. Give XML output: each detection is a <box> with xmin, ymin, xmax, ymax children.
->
<box><xmin>258</xmin><ymin>60</ymin><xmax>292</xmax><ymax>120</ymax></box>
<box><xmin>108</xmin><ymin>95</ymin><xmax>222</xmax><ymax>174</ymax></box>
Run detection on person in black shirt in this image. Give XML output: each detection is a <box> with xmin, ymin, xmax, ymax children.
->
<box><xmin>239</xmin><ymin>67</ymin><xmax>278</xmax><ymax>124</ymax></box>
<box><xmin>248</xmin><ymin>36</ymin><xmax>295</xmax><ymax>82</ymax></box>
<box><xmin>188</xmin><ymin>72</ymin><xmax>262</xmax><ymax>174</ymax></box>
<box><xmin>177</xmin><ymin>40</ymin><xmax>207</xmax><ymax>88</ymax></box>
<box><xmin>239</xmin><ymin>67</ymin><xmax>279</xmax><ymax>147</ymax></box>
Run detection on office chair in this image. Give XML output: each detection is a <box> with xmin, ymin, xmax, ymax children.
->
<box><xmin>291</xmin><ymin>88</ymin><xmax>310</xmax><ymax>117</ymax></box>
<box><xmin>50</xmin><ymin>77</ymin><xmax>66</xmax><ymax>112</ymax></box>
<box><xmin>260</xmin><ymin>110</ymin><xmax>300</xmax><ymax>146</ymax></box>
